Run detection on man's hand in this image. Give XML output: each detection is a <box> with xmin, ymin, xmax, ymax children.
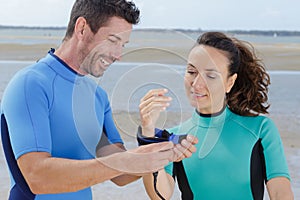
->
<box><xmin>97</xmin><ymin>142</ymin><xmax>175</xmax><ymax>175</ymax></box>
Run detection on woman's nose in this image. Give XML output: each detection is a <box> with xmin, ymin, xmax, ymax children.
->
<box><xmin>192</xmin><ymin>73</ymin><xmax>206</xmax><ymax>88</ymax></box>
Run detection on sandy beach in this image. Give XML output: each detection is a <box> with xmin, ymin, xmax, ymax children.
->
<box><xmin>0</xmin><ymin>29</ymin><xmax>299</xmax><ymax>199</ymax></box>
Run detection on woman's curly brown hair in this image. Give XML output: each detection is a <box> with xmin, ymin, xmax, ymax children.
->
<box><xmin>197</xmin><ymin>32</ymin><xmax>270</xmax><ymax>116</ymax></box>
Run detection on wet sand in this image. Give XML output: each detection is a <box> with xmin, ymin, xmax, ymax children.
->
<box><xmin>0</xmin><ymin>31</ymin><xmax>299</xmax><ymax>199</ymax></box>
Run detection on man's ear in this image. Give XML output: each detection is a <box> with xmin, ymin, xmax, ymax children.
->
<box><xmin>74</xmin><ymin>17</ymin><xmax>88</xmax><ymax>39</ymax></box>
<box><xmin>226</xmin><ymin>73</ymin><xmax>237</xmax><ymax>93</ymax></box>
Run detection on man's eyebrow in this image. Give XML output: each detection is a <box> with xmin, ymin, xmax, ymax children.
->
<box><xmin>109</xmin><ymin>34</ymin><xmax>129</xmax><ymax>44</ymax></box>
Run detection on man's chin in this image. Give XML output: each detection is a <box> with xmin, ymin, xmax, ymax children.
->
<box><xmin>92</xmin><ymin>71</ymin><xmax>105</xmax><ymax>78</ymax></box>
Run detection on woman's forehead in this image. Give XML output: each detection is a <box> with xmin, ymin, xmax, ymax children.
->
<box><xmin>188</xmin><ymin>45</ymin><xmax>230</xmax><ymax>71</ymax></box>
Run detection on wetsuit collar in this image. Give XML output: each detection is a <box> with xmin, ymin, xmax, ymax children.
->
<box><xmin>195</xmin><ymin>106</ymin><xmax>226</xmax><ymax>117</ymax></box>
<box><xmin>192</xmin><ymin>106</ymin><xmax>231</xmax><ymax>128</ymax></box>
<box><xmin>39</xmin><ymin>49</ymin><xmax>85</xmax><ymax>83</ymax></box>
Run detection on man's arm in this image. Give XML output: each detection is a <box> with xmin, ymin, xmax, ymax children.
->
<box><xmin>96</xmin><ymin>143</ymin><xmax>140</xmax><ymax>186</ymax></box>
<box><xmin>17</xmin><ymin>142</ymin><xmax>174</xmax><ymax>194</ymax></box>
<box><xmin>17</xmin><ymin>152</ymin><xmax>121</xmax><ymax>194</ymax></box>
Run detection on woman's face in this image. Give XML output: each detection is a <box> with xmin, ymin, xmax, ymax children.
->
<box><xmin>184</xmin><ymin>45</ymin><xmax>237</xmax><ymax>114</ymax></box>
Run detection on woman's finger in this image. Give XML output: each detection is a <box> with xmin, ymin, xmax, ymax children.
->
<box><xmin>140</xmin><ymin>88</ymin><xmax>169</xmax><ymax>102</ymax></box>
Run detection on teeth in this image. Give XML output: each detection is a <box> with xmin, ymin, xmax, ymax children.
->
<box><xmin>194</xmin><ymin>93</ymin><xmax>206</xmax><ymax>97</ymax></box>
<box><xmin>100</xmin><ymin>57</ymin><xmax>109</xmax><ymax>66</ymax></box>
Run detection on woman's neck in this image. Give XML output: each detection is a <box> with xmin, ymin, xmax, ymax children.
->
<box><xmin>196</xmin><ymin>105</ymin><xmax>226</xmax><ymax>117</ymax></box>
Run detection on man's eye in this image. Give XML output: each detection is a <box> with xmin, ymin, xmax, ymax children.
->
<box><xmin>108</xmin><ymin>39</ymin><xmax>117</xmax><ymax>43</ymax></box>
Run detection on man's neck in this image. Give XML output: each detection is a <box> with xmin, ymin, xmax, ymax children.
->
<box><xmin>54</xmin><ymin>41</ymin><xmax>84</xmax><ymax>75</ymax></box>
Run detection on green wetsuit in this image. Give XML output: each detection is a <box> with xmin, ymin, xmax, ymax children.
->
<box><xmin>165</xmin><ymin>107</ymin><xmax>290</xmax><ymax>200</ymax></box>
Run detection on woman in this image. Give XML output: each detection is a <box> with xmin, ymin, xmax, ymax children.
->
<box><xmin>139</xmin><ymin>32</ymin><xmax>294</xmax><ymax>199</ymax></box>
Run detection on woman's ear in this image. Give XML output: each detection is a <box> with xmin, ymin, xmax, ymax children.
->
<box><xmin>226</xmin><ymin>73</ymin><xmax>237</xmax><ymax>93</ymax></box>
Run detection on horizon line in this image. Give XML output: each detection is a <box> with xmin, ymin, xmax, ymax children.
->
<box><xmin>1</xmin><ymin>24</ymin><xmax>300</xmax><ymax>33</ymax></box>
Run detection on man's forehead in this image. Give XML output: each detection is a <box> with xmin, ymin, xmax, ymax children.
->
<box><xmin>102</xmin><ymin>17</ymin><xmax>132</xmax><ymax>32</ymax></box>
<box><xmin>99</xmin><ymin>24</ymin><xmax>132</xmax><ymax>40</ymax></box>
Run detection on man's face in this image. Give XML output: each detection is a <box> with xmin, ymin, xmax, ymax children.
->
<box><xmin>79</xmin><ymin>16</ymin><xmax>132</xmax><ymax>77</ymax></box>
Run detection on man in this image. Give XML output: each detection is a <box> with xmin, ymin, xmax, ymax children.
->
<box><xmin>0</xmin><ymin>0</ymin><xmax>197</xmax><ymax>199</ymax></box>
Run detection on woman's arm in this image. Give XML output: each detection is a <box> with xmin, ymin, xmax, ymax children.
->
<box><xmin>143</xmin><ymin>169</ymin><xmax>175</xmax><ymax>200</ymax></box>
<box><xmin>139</xmin><ymin>88</ymin><xmax>198</xmax><ymax>199</ymax></box>
<box><xmin>266</xmin><ymin>177</ymin><xmax>294</xmax><ymax>200</ymax></box>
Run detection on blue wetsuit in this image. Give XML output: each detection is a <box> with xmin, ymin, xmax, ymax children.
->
<box><xmin>1</xmin><ymin>50</ymin><xmax>123</xmax><ymax>199</ymax></box>
<box><xmin>166</xmin><ymin>107</ymin><xmax>290</xmax><ymax>200</ymax></box>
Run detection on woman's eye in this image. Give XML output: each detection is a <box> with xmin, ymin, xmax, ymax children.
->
<box><xmin>206</xmin><ymin>73</ymin><xmax>217</xmax><ymax>79</ymax></box>
<box><xmin>187</xmin><ymin>71</ymin><xmax>196</xmax><ymax>75</ymax></box>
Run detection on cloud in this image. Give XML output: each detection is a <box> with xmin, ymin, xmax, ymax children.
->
<box><xmin>0</xmin><ymin>0</ymin><xmax>73</xmax><ymax>26</ymax></box>
<box><xmin>261</xmin><ymin>8</ymin><xmax>281</xmax><ymax>18</ymax></box>
<box><xmin>0</xmin><ymin>0</ymin><xmax>299</xmax><ymax>30</ymax></box>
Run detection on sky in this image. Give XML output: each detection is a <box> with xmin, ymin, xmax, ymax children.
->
<box><xmin>0</xmin><ymin>0</ymin><xmax>299</xmax><ymax>31</ymax></box>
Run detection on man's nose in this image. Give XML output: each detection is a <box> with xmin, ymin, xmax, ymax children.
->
<box><xmin>112</xmin><ymin>45</ymin><xmax>123</xmax><ymax>61</ymax></box>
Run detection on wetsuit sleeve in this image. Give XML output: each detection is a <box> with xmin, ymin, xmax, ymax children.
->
<box><xmin>164</xmin><ymin>162</ymin><xmax>174</xmax><ymax>176</ymax></box>
<box><xmin>2</xmin><ymin>71</ymin><xmax>52</xmax><ymax>159</ymax></box>
<box><xmin>260</xmin><ymin>118</ymin><xmax>290</xmax><ymax>181</ymax></box>
<box><xmin>101</xmin><ymin>89</ymin><xmax>123</xmax><ymax>144</ymax></box>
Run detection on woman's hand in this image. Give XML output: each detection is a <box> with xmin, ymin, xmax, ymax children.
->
<box><xmin>173</xmin><ymin>135</ymin><xmax>198</xmax><ymax>162</ymax></box>
<box><xmin>139</xmin><ymin>88</ymin><xmax>172</xmax><ymax>137</ymax></box>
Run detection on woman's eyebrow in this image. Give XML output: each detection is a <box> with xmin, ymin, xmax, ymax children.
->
<box><xmin>188</xmin><ymin>63</ymin><xmax>220</xmax><ymax>73</ymax></box>
<box><xmin>187</xmin><ymin>63</ymin><xmax>196</xmax><ymax>68</ymax></box>
<box><xmin>205</xmin><ymin>68</ymin><xmax>220</xmax><ymax>73</ymax></box>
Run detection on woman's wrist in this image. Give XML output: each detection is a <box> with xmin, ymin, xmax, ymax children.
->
<box><xmin>141</xmin><ymin>125</ymin><xmax>155</xmax><ymax>137</ymax></box>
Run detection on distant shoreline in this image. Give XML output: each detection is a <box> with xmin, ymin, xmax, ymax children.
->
<box><xmin>0</xmin><ymin>25</ymin><xmax>66</xmax><ymax>30</ymax></box>
<box><xmin>1</xmin><ymin>60</ymin><xmax>300</xmax><ymax>73</ymax></box>
<box><xmin>1</xmin><ymin>25</ymin><xmax>300</xmax><ymax>37</ymax></box>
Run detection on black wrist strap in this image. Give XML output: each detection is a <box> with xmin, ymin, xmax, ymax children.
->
<box><xmin>136</xmin><ymin>126</ymin><xmax>170</xmax><ymax>146</ymax></box>
<box><xmin>153</xmin><ymin>172</ymin><xmax>166</xmax><ymax>200</ymax></box>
